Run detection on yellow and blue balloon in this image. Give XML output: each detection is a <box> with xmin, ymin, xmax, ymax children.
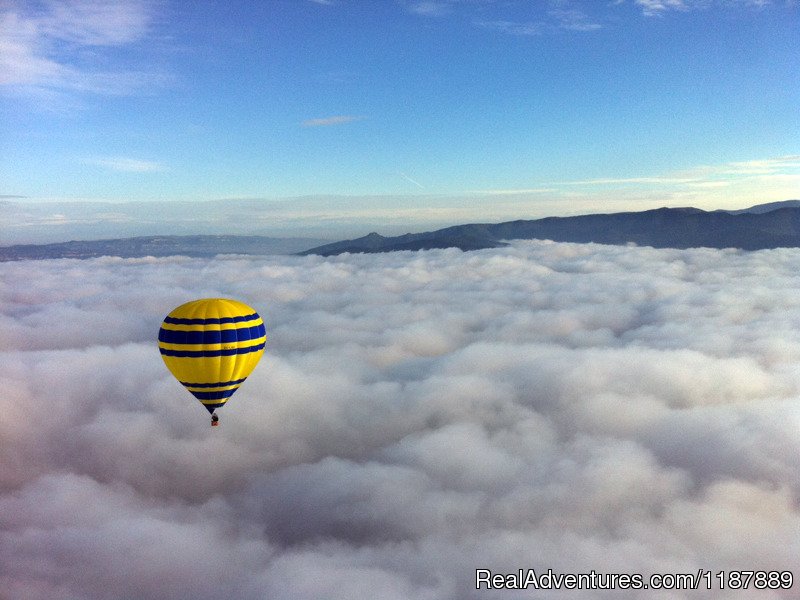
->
<box><xmin>158</xmin><ymin>298</ymin><xmax>266</xmax><ymax>418</ymax></box>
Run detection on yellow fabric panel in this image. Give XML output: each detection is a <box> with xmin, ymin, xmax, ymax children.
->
<box><xmin>230</xmin><ymin>350</ymin><xmax>265</xmax><ymax>382</ymax></box>
<box><xmin>157</xmin><ymin>336</ymin><xmax>266</xmax><ymax>353</ymax></box>
<box><xmin>160</xmin><ymin>352</ymin><xmax>264</xmax><ymax>384</ymax></box>
<box><xmin>167</xmin><ymin>298</ymin><xmax>257</xmax><ymax>320</ymax></box>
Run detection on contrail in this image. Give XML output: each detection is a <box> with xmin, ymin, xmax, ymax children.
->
<box><xmin>399</xmin><ymin>171</ymin><xmax>425</xmax><ymax>189</ymax></box>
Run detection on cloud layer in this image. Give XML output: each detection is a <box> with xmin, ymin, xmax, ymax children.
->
<box><xmin>2</xmin><ymin>241</ymin><xmax>800</xmax><ymax>598</ymax></box>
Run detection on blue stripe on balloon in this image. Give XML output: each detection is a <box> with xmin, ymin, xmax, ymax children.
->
<box><xmin>180</xmin><ymin>378</ymin><xmax>248</xmax><ymax>388</ymax></box>
<box><xmin>158</xmin><ymin>325</ymin><xmax>264</xmax><ymax>345</ymax></box>
<box><xmin>163</xmin><ymin>313</ymin><xmax>260</xmax><ymax>325</ymax></box>
<box><xmin>201</xmin><ymin>402</ymin><xmax>225</xmax><ymax>413</ymax></box>
<box><xmin>159</xmin><ymin>342</ymin><xmax>266</xmax><ymax>358</ymax></box>
<box><xmin>190</xmin><ymin>388</ymin><xmax>239</xmax><ymax>401</ymax></box>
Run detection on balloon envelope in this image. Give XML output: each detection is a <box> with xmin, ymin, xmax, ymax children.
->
<box><xmin>158</xmin><ymin>298</ymin><xmax>266</xmax><ymax>414</ymax></box>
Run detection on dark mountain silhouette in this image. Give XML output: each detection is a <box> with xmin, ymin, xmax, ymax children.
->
<box><xmin>720</xmin><ymin>199</ymin><xmax>800</xmax><ymax>215</ymax></box>
<box><xmin>301</xmin><ymin>202</ymin><xmax>800</xmax><ymax>256</ymax></box>
<box><xmin>0</xmin><ymin>235</ymin><xmax>326</xmax><ymax>261</ymax></box>
<box><xmin>6</xmin><ymin>201</ymin><xmax>800</xmax><ymax>260</ymax></box>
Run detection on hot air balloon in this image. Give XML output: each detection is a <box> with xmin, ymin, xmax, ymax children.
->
<box><xmin>158</xmin><ymin>298</ymin><xmax>266</xmax><ymax>426</ymax></box>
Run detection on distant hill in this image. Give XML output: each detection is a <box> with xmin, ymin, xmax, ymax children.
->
<box><xmin>7</xmin><ymin>201</ymin><xmax>800</xmax><ymax>261</ymax></box>
<box><xmin>0</xmin><ymin>235</ymin><xmax>327</xmax><ymax>261</ymax></box>
<box><xmin>719</xmin><ymin>199</ymin><xmax>800</xmax><ymax>215</ymax></box>
<box><xmin>301</xmin><ymin>204</ymin><xmax>800</xmax><ymax>256</ymax></box>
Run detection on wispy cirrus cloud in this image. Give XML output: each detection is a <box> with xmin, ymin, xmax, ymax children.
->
<box><xmin>398</xmin><ymin>171</ymin><xmax>426</xmax><ymax>189</ymax></box>
<box><xmin>468</xmin><ymin>187</ymin><xmax>557</xmax><ymax>195</ymax></box>
<box><xmin>464</xmin><ymin>156</ymin><xmax>800</xmax><ymax>212</ymax></box>
<box><xmin>0</xmin><ymin>0</ymin><xmax>167</xmax><ymax>105</ymax></box>
<box><xmin>418</xmin><ymin>0</ymin><xmax>602</xmax><ymax>34</ymax></box>
<box><xmin>562</xmin><ymin>175</ymin><xmax>699</xmax><ymax>186</ymax></box>
<box><xmin>633</xmin><ymin>0</ymin><xmax>688</xmax><ymax>16</ymax></box>
<box><xmin>560</xmin><ymin>156</ymin><xmax>800</xmax><ymax>187</ymax></box>
<box><xmin>476</xmin><ymin>19</ymin><xmax>545</xmax><ymax>35</ymax></box>
<box><xmin>628</xmin><ymin>0</ymin><xmax>776</xmax><ymax>16</ymax></box>
<box><xmin>84</xmin><ymin>156</ymin><xmax>166</xmax><ymax>173</ymax></box>
<box><xmin>546</xmin><ymin>155</ymin><xmax>800</xmax><ymax>209</ymax></box>
<box><xmin>38</xmin><ymin>0</ymin><xmax>153</xmax><ymax>46</ymax></box>
<box><xmin>408</xmin><ymin>0</ymin><xmax>776</xmax><ymax>30</ymax></box>
<box><xmin>718</xmin><ymin>155</ymin><xmax>800</xmax><ymax>176</ymax></box>
<box><xmin>406</xmin><ymin>1</ymin><xmax>455</xmax><ymax>17</ymax></box>
<box><xmin>301</xmin><ymin>115</ymin><xmax>366</xmax><ymax>127</ymax></box>
<box><xmin>549</xmin><ymin>7</ymin><xmax>603</xmax><ymax>31</ymax></box>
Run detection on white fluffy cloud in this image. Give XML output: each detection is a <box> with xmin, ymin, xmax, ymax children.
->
<box><xmin>2</xmin><ymin>241</ymin><xmax>799</xmax><ymax>599</ymax></box>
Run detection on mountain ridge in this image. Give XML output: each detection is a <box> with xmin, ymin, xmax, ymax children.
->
<box><xmin>0</xmin><ymin>234</ymin><xmax>327</xmax><ymax>261</ymax></box>
<box><xmin>300</xmin><ymin>202</ymin><xmax>800</xmax><ymax>256</ymax></box>
<box><xmin>4</xmin><ymin>201</ymin><xmax>800</xmax><ymax>261</ymax></box>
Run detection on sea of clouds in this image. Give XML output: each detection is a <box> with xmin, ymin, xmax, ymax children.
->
<box><xmin>2</xmin><ymin>240</ymin><xmax>799</xmax><ymax>599</ymax></box>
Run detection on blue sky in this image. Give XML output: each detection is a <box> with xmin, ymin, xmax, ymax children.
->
<box><xmin>1</xmin><ymin>0</ymin><xmax>799</xmax><ymax>223</ymax></box>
